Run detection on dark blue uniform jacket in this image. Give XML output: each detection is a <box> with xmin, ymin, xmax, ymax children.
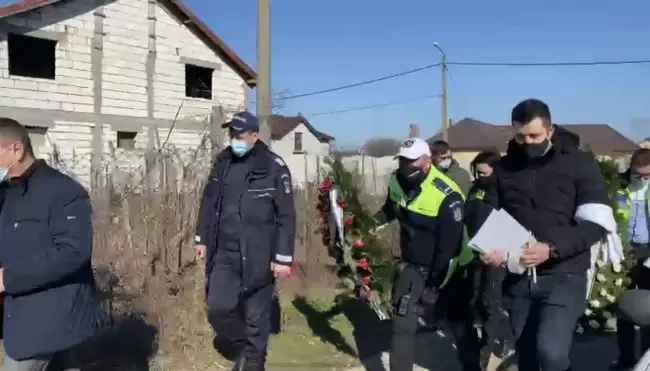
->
<box><xmin>0</xmin><ymin>160</ymin><xmax>102</xmax><ymax>361</ymax></box>
<box><xmin>195</xmin><ymin>141</ymin><xmax>295</xmax><ymax>293</ymax></box>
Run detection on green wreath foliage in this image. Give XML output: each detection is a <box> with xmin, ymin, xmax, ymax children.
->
<box><xmin>579</xmin><ymin>156</ymin><xmax>635</xmax><ymax>332</ymax></box>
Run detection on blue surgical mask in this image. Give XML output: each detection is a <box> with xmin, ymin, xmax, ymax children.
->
<box><xmin>230</xmin><ymin>139</ymin><xmax>250</xmax><ymax>157</ymax></box>
<box><xmin>0</xmin><ymin>168</ymin><xmax>8</xmax><ymax>183</ymax></box>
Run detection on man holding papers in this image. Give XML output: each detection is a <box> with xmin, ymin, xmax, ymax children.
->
<box><xmin>374</xmin><ymin>138</ymin><xmax>479</xmax><ymax>371</ymax></box>
<box><xmin>479</xmin><ymin>99</ymin><xmax>610</xmax><ymax>371</ymax></box>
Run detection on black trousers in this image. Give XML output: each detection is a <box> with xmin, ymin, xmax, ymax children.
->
<box><xmin>471</xmin><ymin>261</ymin><xmax>512</xmax><ymax>367</ymax></box>
<box><xmin>206</xmin><ymin>249</ymin><xmax>274</xmax><ymax>359</ymax></box>
<box><xmin>616</xmin><ymin>257</ymin><xmax>650</xmax><ymax>363</ymax></box>
<box><xmin>503</xmin><ymin>272</ymin><xmax>587</xmax><ymax>371</ymax></box>
<box><xmin>390</xmin><ymin>264</ymin><xmax>481</xmax><ymax>371</ymax></box>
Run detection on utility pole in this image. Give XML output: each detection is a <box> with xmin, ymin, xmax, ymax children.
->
<box><xmin>256</xmin><ymin>0</ymin><xmax>272</xmax><ymax>147</ymax></box>
<box><xmin>433</xmin><ymin>42</ymin><xmax>448</xmax><ymax>141</ymax></box>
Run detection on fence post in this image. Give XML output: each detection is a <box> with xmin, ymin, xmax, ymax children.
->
<box><xmin>90</xmin><ymin>122</ymin><xmax>103</xmax><ymax>192</ymax></box>
<box><xmin>360</xmin><ymin>149</ymin><xmax>366</xmax><ymax>193</ymax></box>
<box><xmin>209</xmin><ymin>105</ymin><xmax>224</xmax><ymax>157</ymax></box>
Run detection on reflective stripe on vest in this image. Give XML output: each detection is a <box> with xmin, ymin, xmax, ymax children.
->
<box><xmin>388</xmin><ymin>168</ymin><xmax>474</xmax><ymax>288</ymax></box>
<box><xmin>470</xmin><ymin>189</ymin><xmax>486</xmax><ymax>201</ymax></box>
<box><xmin>616</xmin><ymin>187</ymin><xmax>650</xmax><ymax>223</ymax></box>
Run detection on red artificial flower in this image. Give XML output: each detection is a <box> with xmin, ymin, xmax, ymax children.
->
<box><xmin>360</xmin><ymin>276</ymin><xmax>371</xmax><ymax>285</ymax></box>
<box><xmin>352</xmin><ymin>239</ymin><xmax>364</xmax><ymax>248</ymax></box>
<box><xmin>344</xmin><ymin>216</ymin><xmax>354</xmax><ymax>226</ymax></box>
<box><xmin>319</xmin><ymin>178</ymin><xmax>333</xmax><ymax>192</ymax></box>
<box><xmin>357</xmin><ymin>258</ymin><xmax>369</xmax><ymax>270</ymax></box>
<box><xmin>337</xmin><ymin>199</ymin><xmax>347</xmax><ymax>208</ymax></box>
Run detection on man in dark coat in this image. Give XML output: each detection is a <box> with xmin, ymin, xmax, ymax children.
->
<box><xmin>194</xmin><ymin>112</ymin><xmax>295</xmax><ymax>371</ymax></box>
<box><xmin>0</xmin><ymin>118</ymin><xmax>102</xmax><ymax>371</ymax></box>
<box><xmin>481</xmin><ymin>99</ymin><xmax>609</xmax><ymax>371</ymax></box>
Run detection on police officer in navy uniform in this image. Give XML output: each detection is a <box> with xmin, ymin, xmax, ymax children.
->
<box><xmin>374</xmin><ymin>138</ymin><xmax>480</xmax><ymax>371</ymax></box>
<box><xmin>194</xmin><ymin>111</ymin><xmax>295</xmax><ymax>371</ymax></box>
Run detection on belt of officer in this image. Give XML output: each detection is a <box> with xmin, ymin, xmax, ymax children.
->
<box><xmin>631</xmin><ymin>242</ymin><xmax>650</xmax><ymax>249</ymax></box>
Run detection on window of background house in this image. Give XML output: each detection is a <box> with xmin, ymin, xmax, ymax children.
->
<box><xmin>185</xmin><ymin>64</ymin><xmax>213</xmax><ymax>99</ymax></box>
<box><xmin>8</xmin><ymin>33</ymin><xmax>57</xmax><ymax>80</ymax></box>
<box><xmin>294</xmin><ymin>132</ymin><xmax>303</xmax><ymax>153</ymax></box>
<box><xmin>25</xmin><ymin>126</ymin><xmax>47</xmax><ymax>158</ymax></box>
<box><xmin>117</xmin><ymin>131</ymin><xmax>137</xmax><ymax>150</ymax></box>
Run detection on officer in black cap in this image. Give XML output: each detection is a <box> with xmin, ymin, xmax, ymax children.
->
<box><xmin>194</xmin><ymin>111</ymin><xmax>295</xmax><ymax>371</ymax></box>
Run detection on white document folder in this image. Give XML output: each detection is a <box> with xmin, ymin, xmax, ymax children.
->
<box><xmin>468</xmin><ymin>208</ymin><xmax>532</xmax><ymax>255</ymax></box>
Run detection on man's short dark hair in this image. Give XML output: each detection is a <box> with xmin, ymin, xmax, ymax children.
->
<box><xmin>431</xmin><ymin>140</ymin><xmax>451</xmax><ymax>156</ymax></box>
<box><xmin>0</xmin><ymin>117</ymin><xmax>34</xmax><ymax>156</ymax></box>
<box><xmin>511</xmin><ymin>99</ymin><xmax>552</xmax><ymax>127</ymax></box>
<box><xmin>630</xmin><ymin>148</ymin><xmax>650</xmax><ymax>169</ymax></box>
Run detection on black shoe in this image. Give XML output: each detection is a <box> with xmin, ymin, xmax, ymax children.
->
<box><xmin>213</xmin><ymin>336</ymin><xmax>245</xmax><ymax>361</ymax></box>
<box><xmin>610</xmin><ymin>359</ymin><xmax>637</xmax><ymax>370</ymax></box>
<box><xmin>493</xmin><ymin>339</ymin><xmax>514</xmax><ymax>360</ymax></box>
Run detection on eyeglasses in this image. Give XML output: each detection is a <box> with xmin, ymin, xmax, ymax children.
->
<box><xmin>632</xmin><ymin>172</ymin><xmax>650</xmax><ymax>180</ymax></box>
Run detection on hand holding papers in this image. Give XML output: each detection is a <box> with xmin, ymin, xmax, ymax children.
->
<box><xmin>468</xmin><ymin>208</ymin><xmax>538</xmax><ymax>282</ymax></box>
<box><xmin>468</xmin><ymin>208</ymin><xmax>532</xmax><ymax>255</ymax></box>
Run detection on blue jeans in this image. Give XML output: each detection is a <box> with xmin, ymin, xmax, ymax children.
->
<box><xmin>502</xmin><ymin>272</ymin><xmax>587</xmax><ymax>371</ymax></box>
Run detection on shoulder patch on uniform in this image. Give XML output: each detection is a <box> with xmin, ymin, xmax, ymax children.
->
<box><xmin>432</xmin><ymin>178</ymin><xmax>453</xmax><ymax>195</ymax></box>
<box><xmin>274</xmin><ymin>157</ymin><xmax>286</xmax><ymax>167</ymax></box>
<box><xmin>452</xmin><ymin>206</ymin><xmax>463</xmax><ymax>222</ymax></box>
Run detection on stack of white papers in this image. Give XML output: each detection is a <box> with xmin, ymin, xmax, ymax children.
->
<box><xmin>468</xmin><ymin>208</ymin><xmax>532</xmax><ymax>255</ymax></box>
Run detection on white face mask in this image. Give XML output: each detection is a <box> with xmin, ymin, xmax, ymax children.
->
<box><xmin>437</xmin><ymin>158</ymin><xmax>452</xmax><ymax>170</ymax></box>
<box><xmin>0</xmin><ymin>149</ymin><xmax>17</xmax><ymax>183</ymax></box>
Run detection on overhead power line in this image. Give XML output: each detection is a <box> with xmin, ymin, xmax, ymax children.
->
<box><xmin>306</xmin><ymin>94</ymin><xmax>440</xmax><ymax>117</ymax></box>
<box><xmin>449</xmin><ymin>60</ymin><xmax>650</xmax><ymax>67</ymax></box>
<box><xmin>282</xmin><ymin>63</ymin><xmax>441</xmax><ymax>100</ymax></box>
<box><xmin>280</xmin><ymin>59</ymin><xmax>650</xmax><ymax>101</ymax></box>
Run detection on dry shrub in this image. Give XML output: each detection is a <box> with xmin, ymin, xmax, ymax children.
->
<box><xmin>46</xmin><ymin>145</ymin><xmax>399</xmax><ymax>369</ymax></box>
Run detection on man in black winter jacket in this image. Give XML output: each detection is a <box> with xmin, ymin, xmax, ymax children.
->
<box><xmin>480</xmin><ymin>99</ymin><xmax>609</xmax><ymax>371</ymax></box>
<box><xmin>194</xmin><ymin>112</ymin><xmax>295</xmax><ymax>371</ymax></box>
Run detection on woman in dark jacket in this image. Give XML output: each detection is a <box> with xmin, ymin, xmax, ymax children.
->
<box><xmin>465</xmin><ymin>149</ymin><xmax>514</xmax><ymax>370</ymax></box>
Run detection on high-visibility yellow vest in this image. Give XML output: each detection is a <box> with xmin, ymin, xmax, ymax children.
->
<box><xmin>388</xmin><ymin>167</ymin><xmax>474</xmax><ymax>288</ymax></box>
<box><xmin>616</xmin><ymin>187</ymin><xmax>650</xmax><ymax>223</ymax></box>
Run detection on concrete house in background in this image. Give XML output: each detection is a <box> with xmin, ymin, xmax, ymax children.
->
<box><xmin>268</xmin><ymin>114</ymin><xmax>335</xmax><ymax>185</ymax></box>
<box><xmin>0</xmin><ymin>0</ymin><xmax>256</xmax><ymax>185</ymax></box>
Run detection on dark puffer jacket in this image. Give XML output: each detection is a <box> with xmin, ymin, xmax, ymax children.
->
<box><xmin>484</xmin><ymin>125</ymin><xmax>609</xmax><ymax>274</ymax></box>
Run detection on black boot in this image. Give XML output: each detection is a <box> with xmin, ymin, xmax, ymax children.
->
<box><xmin>213</xmin><ymin>336</ymin><xmax>245</xmax><ymax>361</ymax></box>
<box><xmin>232</xmin><ymin>355</ymin><xmax>266</xmax><ymax>371</ymax></box>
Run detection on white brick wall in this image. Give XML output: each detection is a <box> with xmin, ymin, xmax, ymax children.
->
<box><xmin>0</xmin><ymin>0</ymin><xmax>249</xmax><ymax>185</ymax></box>
<box><xmin>42</xmin><ymin>120</ymin><xmax>95</xmax><ymax>185</ymax></box>
<box><xmin>154</xmin><ymin>3</ymin><xmax>245</xmax><ymax>120</ymax></box>
<box><xmin>0</xmin><ymin>1</ymin><xmax>95</xmax><ymax>112</ymax></box>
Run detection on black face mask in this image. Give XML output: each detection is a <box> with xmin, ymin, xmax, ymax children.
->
<box><xmin>474</xmin><ymin>175</ymin><xmax>494</xmax><ymax>189</ymax></box>
<box><xmin>397</xmin><ymin>160</ymin><xmax>427</xmax><ymax>188</ymax></box>
<box><xmin>521</xmin><ymin>139</ymin><xmax>551</xmax><ymax>159</ymax></box>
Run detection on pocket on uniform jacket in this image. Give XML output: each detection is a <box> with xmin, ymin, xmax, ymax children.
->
<box><xmin>248</xmin><ymin>188</ymin><xmax>275</xmax><ymax>199</ymax></box>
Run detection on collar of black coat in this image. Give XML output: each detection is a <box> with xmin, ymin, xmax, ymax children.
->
<box><xmin>217</xmin><ymin>140</ymin><xmax>272</xmax><ymax>174</ymax></box>
<box><xmin>505</xmin><ymin>124</ymin><xmax>581</xmax><ymax>160</ymax></box>
<box><xmin>3</xmin><ymin>159</ymin><xmax>47</xmax><ymax>194</ymax></box>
